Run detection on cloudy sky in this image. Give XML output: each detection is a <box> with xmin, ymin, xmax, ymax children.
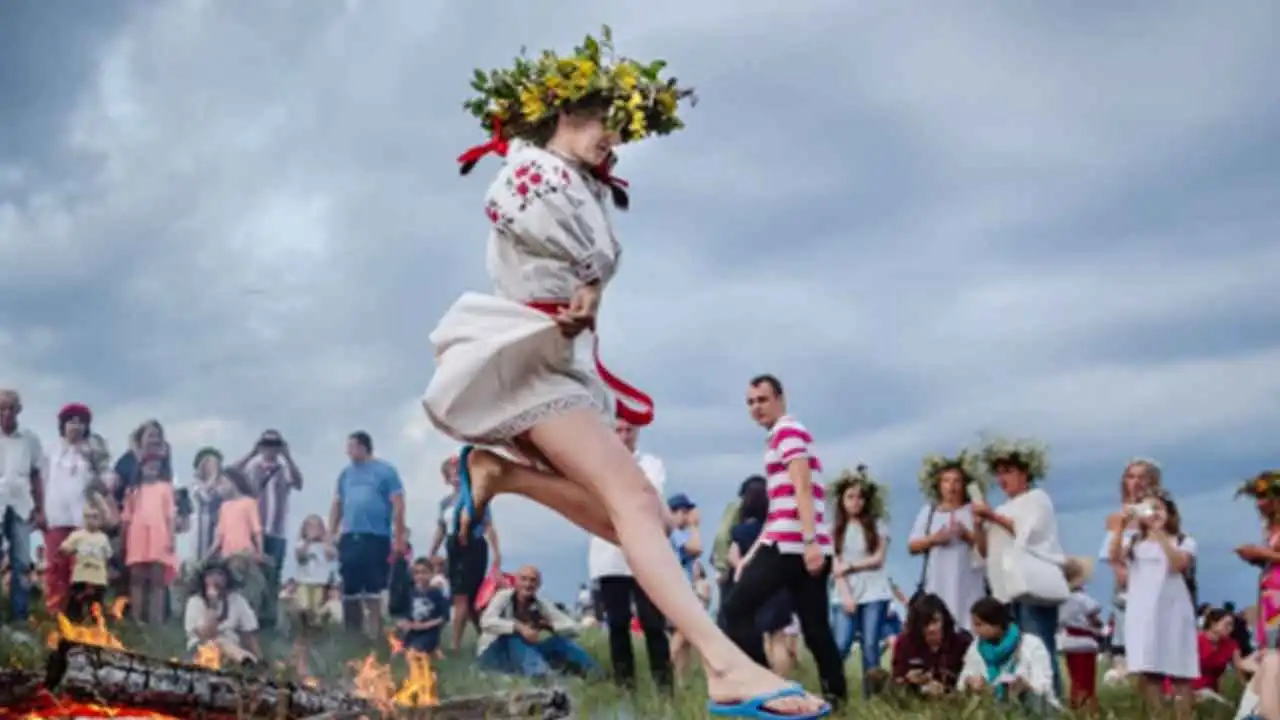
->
<box><xmin>2</xmin><ymin>0</ymin><xmax>1277</xmax><ymax>606</ymax></box>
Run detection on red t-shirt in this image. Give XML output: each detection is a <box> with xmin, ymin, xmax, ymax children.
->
<box><xmin>1194</xmin><ymin>631</ymin><xmax>1237</xmax><ymax>691</ymax></box>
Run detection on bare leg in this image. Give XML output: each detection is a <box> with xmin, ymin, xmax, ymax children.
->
<box><xmin>460</xmin><ymin>409</ymin><xmax>825</xmax><ymax>716</ymax></box>
<box><xmin>128</xmin><ymin>565</ymin><xmax>146</xmax><ymax>623</ymax></box>
<box><xmin>450</xmin><ymin>595</ymin><xmax>470</xmax><ymax>652</ymax></box>
<box><xmin>1254</xmin><ymin>650</ymin><xmax>1280</xmax><ymax>720</ymax></box>
<box><xmin>147</xmin><ymin>564</ymin><xmax>166</xmax><ymax>625</ymax></box>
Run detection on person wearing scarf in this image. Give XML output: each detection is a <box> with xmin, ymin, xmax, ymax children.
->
<box><xmin>959</xmin><ymin>598</ymin><xmax>1057</xmax><ymax>711</ymax></box>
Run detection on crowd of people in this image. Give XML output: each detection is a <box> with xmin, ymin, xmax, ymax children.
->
<box><xmin>3</xmin><ymin>372</ymin><xmax>1280</xmax><ymax>719</ymax></box>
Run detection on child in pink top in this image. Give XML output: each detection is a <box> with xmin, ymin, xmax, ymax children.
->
<box><xmin>209</xmin><ymin>468</ymin><xmax>264</xmax><ymax>560</ymax></box>
<box><xmin>122</xmin><ymin>454</ymin><xmax>177</xmax><ymax>623</ymax></box>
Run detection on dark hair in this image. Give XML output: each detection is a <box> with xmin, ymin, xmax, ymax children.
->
<box><xmin>739</xmin><ymin>474</ymin><xmax>767</xmax><ymax>498</ymax></box>
<box><xmin>1202</xmin><ymin>607</ymin><xmax>1231</xmax><ymax>629</ymax></box>
<box><xmin>970</xmin><ymin>597</ymin><xmax>1010</xmax><ymax>630</ymax></box>
<box><xmin>412</xmin><ymin>557</ymin><xmax>433</xmax><ymax>571</ymax></box>
<box><xmin>738</xmin><ymin>482</ymin><xmax>770</xmax><ymax>524</ymax></box>
<box><xmin>906</xmin><ymin>593</ymin><xmax>962</xmax><ymax>660</ymax></box>
<box><xmin>833</xmin><ymin>470</ymin><xmax>881</xmax><ymax>556</ymax></box>
<box><xmin>749</xmin><ymin>374</ymin><xmax>784</xmax><ymax>397</ymax></box>
<box><xmin>197</xmin><ymin>563</ymin><xmax>233</xmax><ymax>624</ymax></box>
<box><xmin>349</xmin><ymin>431</ymin><xmax>373</xmax><ymax>453</ymax></box>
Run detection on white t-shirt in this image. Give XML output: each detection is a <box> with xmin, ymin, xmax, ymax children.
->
<box><xmin>840</xmin><ymin>520</ymin><xmax>894</xmax><ymax>605</ymax></box>
<box><xmin>985</xmin><ymin>488</ymin><xmax>1065</xmax><ymax>603</ymax></box>
<box><xmin>295</xmin><ymin>541</ymin><xmax>332</xmax><ymax>586</ymax></box>
<box><xmin>588</xmin><ymin>452</ymin><xmax>665</xmax><ymax>579</ymax></box>
<box><xmin>0</xmin><ymin>427</ymin><xmax>44</xmax><ymax>517</ymax></box>
<box><xmin>183</xmin><ymin>592</ymin><xmax>259</xmax><ymax>650</ymax></box>
<box><xmin>1057</xmin><ymin>590</ymin><xmax>1102</xmax><ymax>652</ymax></box>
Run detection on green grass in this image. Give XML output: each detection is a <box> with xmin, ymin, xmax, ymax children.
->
<box><xmin>0</xmin><ymin>608</ymin><xmax>1250</xmax><ymax>719</ymax></box>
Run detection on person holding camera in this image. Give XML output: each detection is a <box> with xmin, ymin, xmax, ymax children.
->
<box><xmin>231</xmin><ymin>429</ymin><xmax>304</xmax><ymax>628</ymax></box>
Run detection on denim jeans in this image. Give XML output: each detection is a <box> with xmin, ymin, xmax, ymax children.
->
<box><xmin>478</xmin><ymin>634</ymin><xmax>602</xmax><ymax>679</ymax></box>
<box><xmin>1011</xmin><ymin>601</ymin><xmax>1061</xmax><ymax>699</ymax></box>
<box><xmin>2</xmin><ymin>507</ymin><xmax>32</xmax><ymax>622</ymax></box>
<box><xmin>834</xmin><ymin>599</ymin><xmax>889</xmax><ymax>697</ymax></box>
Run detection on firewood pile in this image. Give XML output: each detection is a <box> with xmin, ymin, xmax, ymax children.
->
<box><xmin>0</xmin><ymin>640</ymin><xmax>572</xmax><ymax>720</ymax></box>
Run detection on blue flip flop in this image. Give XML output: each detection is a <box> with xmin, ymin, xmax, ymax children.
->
<box><xmin>707</xmin><ymin>683</ymin><xmax>831</xmax><ymax>719</ymax></box>
<box><xmin>450</xmin><ymin>445</ymin><xmax>479</xmax><ymax>544</ymax></box>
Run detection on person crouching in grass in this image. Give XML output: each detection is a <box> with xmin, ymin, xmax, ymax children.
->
<box><xmin>58</xmin><ymin>506</ymin><xmax>112</xmax><ymax>622</ymax></box>
<box><xmin>395</xmin><ymin>558</ymin><xmax>450</xmax><ymax>659</ymax></box>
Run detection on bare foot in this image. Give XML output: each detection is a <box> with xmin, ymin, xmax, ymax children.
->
<box><xmin>707</xmin><ymin>662</ymin><xmax>829</xmax><ymax>717</ymax></box>
<box><xmin>456</xmin><ymin>448</ymin><xmax>504</xmax><ymax>543</ymax></box>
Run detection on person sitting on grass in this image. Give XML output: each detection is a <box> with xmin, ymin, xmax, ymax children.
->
<box><xmin>891</xmin><ymin>593</ymin><xmax>971</xmax><ymax>698</ymax></box>
<box><xmin>183</xmin><ymin>560</ymin><xmax>261</xmax><ymax>665</ymax></box>
<box><xmin>477</xmin><ymin>565</ymin><xmax>600</xmax><ymax>679</ymax></box>
<box><xmin>958</xmin><ymin>597</ymin><xmax>1057</xmax><ymax>713</ymax></box>
<box><xmin>395</xmin><ymin>557</ymin><xmax>450</xmax><ymax>659</ymax></box>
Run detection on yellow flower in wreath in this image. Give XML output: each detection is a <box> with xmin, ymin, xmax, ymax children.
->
<box><xmin>628</xmin><ymin>110</ymin><xmax>648</xmax><ymax>140</ymax></box>
<box><xmin>614</xmin><ymin>63</ymin><xmax>639</xmax><ymax>92</ymax></box>
<box><xmin>519</xmin><ymin>88</ymin><xmax>547</xmax><ymax>122</ymax></box>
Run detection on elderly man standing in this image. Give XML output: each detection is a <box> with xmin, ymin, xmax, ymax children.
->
<box><xmin>232</xmin><ymin>429</ymin><xmax>304</xmax><ymax>629</ymax></box>
<box><xmin>478</xmin><ymin>565</ymin><xmax>600</xmax><ymax>679</ymax></box>
<box><xmin>0</xmin><ymin>389</ymin><xmax>45</xmax><ymax>629</ymax></box>
<box><xmin>328</xmin><ymin>431</ymin><xmax>405</xmax><ymax>640</ymax></box>
<box><xmin>587</xmin><ymin>417</ymin><xmax>673</xmax><ymax>691</ymax></box>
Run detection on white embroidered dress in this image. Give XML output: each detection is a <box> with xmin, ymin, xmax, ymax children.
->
<box><xmin>424</xmin><ymin>141</ymin><xmax>620</xmax><ymax>443</ymax></box>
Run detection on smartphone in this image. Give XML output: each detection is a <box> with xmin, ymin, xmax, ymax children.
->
<box><xmin>966</xmin><ymin>481</ymin><xmax>985</xmax><ymax>503</ymax></box>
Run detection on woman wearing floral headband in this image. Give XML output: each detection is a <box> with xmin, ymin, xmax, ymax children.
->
<box><xmin>421</xmin><ymin>29</ymin><xmax>828</xmax><ymax>718</ymax></box>
<box><xmin>907</xmin><ymin>451</ymin><xmax>987</xmax><ymax>632</ymax></box>
<box><xmin>971</xmin><ymin>436</ymin><xmax>1066</xmax><ymax>700</ymax></box>
<box><xmin>829</xmin><ymin>466</ymin><xmax>893</xmax><ymax>698</ymax></box>
<box><xmin>1235</xmin><ymin>471</ymin><xmax>1280</xmax><ymax>652</ymax></box>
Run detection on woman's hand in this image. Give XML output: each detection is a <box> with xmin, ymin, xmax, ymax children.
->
<box><xmin>554</xmin><ymin>282</ymin><xmax>601</xmax><ymax>338</ymax></box>
<box><xmin>970</xmin><ymin>500</ymin><xmax>991</xmax><ymax>520</ymax></box>
<box><xmin>1237</xmin><ymin>544</ymin><xmax>1267</xmax><ymax>565</ymax></box>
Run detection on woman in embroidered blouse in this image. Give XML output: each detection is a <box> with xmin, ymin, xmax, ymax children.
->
<box><xmin>422</xmin><ymin>31</ymin><xmax>828</xmax><ymax>719</ymax></box>
<box><xmin>1099</xmin><ymin>457</ymin><xmax>1162</xmax><ymax>677</ymax></box>
<box><xmin>908</xmin><ymin>451</ymin><xmax>987</xmax><ymax>631</ymax></box>
<box><xmin>44</xmin><ymin>403</ymin><xmax>95</xmax><ymax>615</ymax></box>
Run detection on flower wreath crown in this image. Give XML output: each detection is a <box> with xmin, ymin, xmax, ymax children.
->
<box><xmin>917</xmin><ymin>450</ymin><xmax>988</xmax><ymax>504</ymax></box>
<box><xmin>457</xmin><ymin>26</ymin><xmax>695</xmax><ymax>207</ymax></box>
<box><xmin>979</xmin><ymin>434</ymin><xmax>1050</xmax><ymax>483</ymax></box>
<box><xmin>1237</xmin><ymin>470</ymin><xmax>1280</xmax><ymax>500</ymax></box>
<box><xmin>829</xmin><ymin>465</ymin><xmax>889</xmax><ymax>521</ymax></box>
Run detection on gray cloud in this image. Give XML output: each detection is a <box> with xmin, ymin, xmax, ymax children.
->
<box><xmin>1</xmin><ymin>0</ymin><xmax>1277</xmax><ymax>600</ymax></box>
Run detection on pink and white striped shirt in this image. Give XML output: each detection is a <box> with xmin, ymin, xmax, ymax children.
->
<box><xmin>762</xmin><ymin>415</ymin><xmax>831</xmax><ymax>555</ymax></box>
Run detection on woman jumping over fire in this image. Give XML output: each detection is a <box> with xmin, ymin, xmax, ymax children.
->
<box><xmin>422</xmin><ymin>27</ymin><xmax>831</xmax><ymax>719</ymax></box>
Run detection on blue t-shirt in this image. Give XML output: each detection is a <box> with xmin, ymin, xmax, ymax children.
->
<box><xmin>336</xmin><ymin>459</ymin><xmax>404</xmax><ymax>537</ymax></box>
<box><xmin>403</xmin><ymin>585</ymin><xmax>449</xmax><ymax>653</ymax></box>
<box><xmin>671</xmin><ymin>527</ymin><xmax>696</xmax><ymax>581</ymax></box>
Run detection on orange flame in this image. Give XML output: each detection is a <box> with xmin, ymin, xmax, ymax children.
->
<box><xmin>45</xmin><ymin>605</ymin><xmax>124</xmax><ymax>651</ymax></box>
<box><xmin>348</xmin><ymin>634</ymin><xmax>438</xmax><ymax>710</ymax></box>
<box><xmin>192</xmin><ymin>642</ymin><xmax>221</xmax><ymax>671</ymax></box>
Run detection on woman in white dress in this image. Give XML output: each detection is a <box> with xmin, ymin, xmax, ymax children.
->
<box><xmin>907</xmin><ymin>451</ymin><xmax>988</xmax><ymax>631</ymax></box>
<box><xmin>1107</xmin><ymin>489</ymin><xmax>1198</xmax><ymax>719</ymax></box>
<box><xmin>1097</xmin><ymin>457</ymin><xmax>1162</xmax><ymax>678</ymax></box>
<box><xmin>423</xmin><ymin>29</ymin><xmax>829</xmax><ymax>719</ymax></box>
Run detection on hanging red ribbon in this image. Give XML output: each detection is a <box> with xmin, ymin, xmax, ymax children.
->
<box><xmin>457</xmin><ymin>116</ymin><xmax>510</xmax><ymax>175</ymax></box>
<box><xmin>525</xmin><ymin>301</ymin><xmax>654</xmax><ymax>426</ymax></box>
<box><xmin>591</xmin><ymin>160</ymin><xmax>631</xmax><ymax>211</ymax></box>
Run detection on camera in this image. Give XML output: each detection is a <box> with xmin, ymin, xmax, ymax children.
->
<box><xmin>1127</xmin><ymin>500</ymin><xmax>1156</xmax><ymax>519</ymax></box>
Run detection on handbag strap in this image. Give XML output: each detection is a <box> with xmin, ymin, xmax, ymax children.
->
<box><xmin>917</xmin><ymin>505</ymin><xmax>938</xmax><ymax>590</ymax></box>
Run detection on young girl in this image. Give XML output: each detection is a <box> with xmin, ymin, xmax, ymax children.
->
<box><xmin>59</xmin><ymin>506</ymin><xmax>113</xmax><ymax>622</ymax></box>
<box><xmin>1109</xmin><ymin>490</ymin><xmax>1198</xmax><ymax>719</ymax></box>
<box><xmin>207</xmin><ymin>468</ymin><xmax>267</xmax><ymax>618</ymax></box>
<box><xmin>1057</xmin><ymin>560</ymin><xmax>1103</xmax><ymax>710</ymax></box>
<box><xmin>831</xmin><ymin>466</ymin><xmax>893</xmax><ymax>698</ymax></box>
<box><xmin>122</xmin><ymin>452</ymin><xmax>177</xmax><ymax>623</ymax></box>
<box><xmin>294</xmin><ymin>515</ymin><xmax>333</xmax><ymax>624</ymax></box>
<box><xmin>183</xmin><ymin>561</ymin><xmax>260</xmax><ymax>665</ymax></box>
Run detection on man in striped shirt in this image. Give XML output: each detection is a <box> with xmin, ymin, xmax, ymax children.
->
<box><xmin>721</xmin><ymin>374</ymin><xmax>846</xmax><ymax>707</ymax></box>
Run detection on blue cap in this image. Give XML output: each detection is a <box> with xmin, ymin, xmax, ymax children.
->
<box><xmin>667</xmin><ymin>493</ymin><xmax>696</xmax><ymax>512</ymax></box>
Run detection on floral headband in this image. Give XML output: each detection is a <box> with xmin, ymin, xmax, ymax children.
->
<box><xmin>1237</xmin><ymin>470</ymin><xmax>1280</xmax><ymax>500</ymax></box>
<box><xmin>917</xmin><ymin>450</ymin><xmax>988</xmax><ymax>503</ymax></box>
<box><xmin>979</xmin><ymin>434</ymin><xmax>1050</xmax><ymax>483</ymax></box>
<box><xmin>829</xmin><ymin>465</ymin><xmax>890</xmax><ymax>521</ymax></box>
<box><xmin>457</xmin><ymin>26</ymin><xmax>694</xmax><ymax>190</ymax></box>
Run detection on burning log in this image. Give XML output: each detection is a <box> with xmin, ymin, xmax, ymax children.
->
<box><xmin>297</xmin><ymin>686</ymin><xmax>573</xmax><ymax>719</ymax></box>
<box><xmin>45</xmin><ymin>639</ymin><xmax>379</xmax><ymax>719</ymax></box>
<box><xmin>0</xmin><ymin>668</ymin><xmax>44</xmax><ymax>707</ymax></box>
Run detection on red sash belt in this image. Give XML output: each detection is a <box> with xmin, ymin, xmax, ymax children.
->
<box><xmin>526</xmin><ymin>300</ymin><xmax>654</xmax><ymax>427</ymax></box>
<box><xmin>1064</xmin><ymin>627</ymin><xmax>1099</xmax><ymax>639</ymax></box>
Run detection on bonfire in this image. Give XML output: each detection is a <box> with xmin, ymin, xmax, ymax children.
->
<box><xmin>1</xmin><ymin>605</ymin><xmax>570</xmax><ymax>719</ymax></box>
